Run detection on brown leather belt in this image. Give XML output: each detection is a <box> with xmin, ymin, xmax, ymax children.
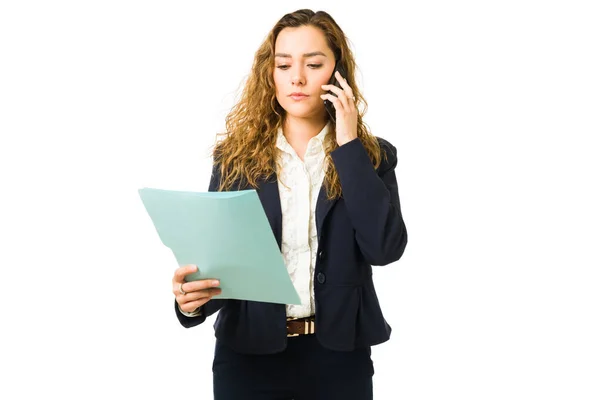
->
<box><xmin>286</xmin><ymin>316</ymin><xmax>315</xmax><ymax>337</ymax></box>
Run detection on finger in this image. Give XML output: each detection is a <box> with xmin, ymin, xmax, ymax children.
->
<box><xmin>321</xmin><ymin>83</ymin><xmax>343</xmax><ymax>96</ymax></box>
<box><xmin>320</xmin><ymin>93</ymin><xmax>346</xmax><ymax>112</ymax></box>
<box><xmin>334</xmin><ymin>71</ymin><xmax>355</xmax><ymax>105</ymax></box>
<box><xmin>176</xmin><ymin>288</ymin><xmax>221</xmax><ymax>308</ymax></box>
<box><xmin>173</xmin><ymin>281</ymin><xmax>190</xmax><ymax>297</ymax></box>
<box><xmin>173</xmin><ymin>264</ymin><xmax>198</xmax><ymax>284</ymax></box>
<box><xmin>321</xmin><ymin>84</ymin><xmax>351</xmax><ymax>110</ymax></box>
<box><xmin>185</xmin><ymin>279</ymin><xmax>220</xmax><ymax>292</ymax></box>
<box><xmin>179</xmin><ymin>296</ymin><xmax>213</xmax><ymax>313</ymax></box>
<box><xmin>173</xmin><ymin>278</ymin><xmax>219</xmax><ymax>297</ymax></box>
<box><xmin>179</xmin><ymin>288</ymin><xmax>222</xmax><ymax>304</ymax></box>
<box><xmin>334</xmin><ymin>70</ymin><xmax>354</xmax><ymax>98</ymax></box>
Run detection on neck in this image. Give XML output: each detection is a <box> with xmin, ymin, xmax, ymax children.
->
<box><xmin>282</xmin><ymin>115</ymin><xmax>328</xmax><ymax>143</ymax></box>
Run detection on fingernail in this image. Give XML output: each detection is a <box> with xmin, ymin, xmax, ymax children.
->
<box><xmin>190</xmin><ymin>265</ymin><xmax>197</xmax><ymax>271</ymax></box>
<box><xmin>212</xmin><ymin>280</ymin><xmax>220</xmax><ymax>286</ymax></box>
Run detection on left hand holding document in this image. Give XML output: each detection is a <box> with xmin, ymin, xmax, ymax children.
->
<box><xmin>138</xmin><ymin>187</ymin><xmax>301</xmax><ymax>305</ymax></box>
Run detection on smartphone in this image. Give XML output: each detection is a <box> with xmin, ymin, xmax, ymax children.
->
<box><xmin>324</xmin><ymin>60</ymin><xmax>347</xmax><ymax>123</ymax></box>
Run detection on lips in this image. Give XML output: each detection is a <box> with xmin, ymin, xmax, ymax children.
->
<box><xmin>289</xmin><ymin>93</ymin><xmax>309</xmax><ymax>101</ymax></box>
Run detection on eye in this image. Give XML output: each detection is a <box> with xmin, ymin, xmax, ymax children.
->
<box><xmin>276</xmin><ymin>64</ymin><xmax>323</xmax><ymax>70</ymax></box>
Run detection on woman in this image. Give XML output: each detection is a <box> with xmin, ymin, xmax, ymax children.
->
<box><xmin>171</xmin><ymin>9</ymin><xmax>407</xmax><ymax>400</ymax></box>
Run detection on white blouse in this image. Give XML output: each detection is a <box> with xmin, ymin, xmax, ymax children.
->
<box><xmin>276</xmin><ymin>121</ymin><xmax>329</xmax><ymax>319</ymax></box>
<box><xmin>180</xmin><ymin>121</ymin><xmax>331</xmax><ymax>319</ymax></box>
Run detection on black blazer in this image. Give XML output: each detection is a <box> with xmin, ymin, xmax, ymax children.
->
<box><xmin>175</xmin><ymin>137</ymin><xmax>407</xmax><ymax>354</ymax></box>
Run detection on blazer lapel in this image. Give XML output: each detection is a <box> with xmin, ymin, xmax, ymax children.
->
<box><xmin>316</xmin><ymin>185</ymin><xmax>338</xmax><ymax>241</ymax></box>
<box><xmin>256</xmin><ymin>174</ymin><xmax>282</xmax><ymax>250</ymax></box>
<box><xmin>257</xmin><ymin>174</ymin><xmax>338</xmax><ymax>248</ymax></box>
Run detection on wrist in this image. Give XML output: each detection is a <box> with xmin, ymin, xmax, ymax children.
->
<box><xmin>337</xmin><ymin>136</ymin><xmax>358</xmax><ymax>147</ymax></box>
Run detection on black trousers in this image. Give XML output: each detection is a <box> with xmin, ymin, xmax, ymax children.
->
<box><xmin>212</xmin><ymin>334</ymin><xmax>374</xmax><ymax>400</ymax></box>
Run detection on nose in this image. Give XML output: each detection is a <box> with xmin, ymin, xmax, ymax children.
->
<box><xmin>291</xmin><ymin>76</ymin><xmax>305</xmax><ymax>86</ymax></box>
<box><xmin>290</xmin><ymin>66</ymin><xmax>306</xmax><ymax>86</ymax></box>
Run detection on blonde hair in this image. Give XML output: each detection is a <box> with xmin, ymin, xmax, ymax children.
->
<box><xmin>212</xmin><ymin>9</ymin><xmax>382</xmax><ymax>200</ymax></box>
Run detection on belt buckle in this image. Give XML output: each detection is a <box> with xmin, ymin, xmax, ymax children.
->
<box><xmin>287</xmin><ymin>317</ymin><xmax>299</xmax><ymax>337</ymax></box>
<box><xmin>286</xmin><ymin>317</ymin><xmax>314</xmax><ymax>337</ymax></box>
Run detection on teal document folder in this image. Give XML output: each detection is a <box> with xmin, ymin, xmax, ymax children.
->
<box><xmin>138</xmin><ymin>187</ymin><xmax>301</xmax><ymax>305</ymax></box>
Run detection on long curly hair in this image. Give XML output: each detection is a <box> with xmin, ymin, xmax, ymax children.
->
<box><xmin>212</xmin><ymin>9</ymin><xmax>382</xmax><ymax>200</ymax></box>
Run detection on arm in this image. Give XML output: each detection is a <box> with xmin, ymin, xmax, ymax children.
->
<box><xmin>330</xmin><ymin>137</ymin><xmax>408</xmax><ymax>266</ymax></box>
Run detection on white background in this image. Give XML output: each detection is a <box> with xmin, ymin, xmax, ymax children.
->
<box><xmin>1</xmin><ymin>1</ymin><xmax>599</xmax><ymax>399</ymax></box>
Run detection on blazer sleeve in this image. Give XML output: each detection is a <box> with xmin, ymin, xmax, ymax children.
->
<box><xmin>330</xmin><ymin>137</ymin><xmax>408</xmax><ymax>266</ymax></box>
<box><xmin>174</xmin><ymin>161</ymin><xmax>228</xmax><ymax>328</ymax></box>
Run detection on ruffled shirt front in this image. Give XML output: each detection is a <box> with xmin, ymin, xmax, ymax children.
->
<box><xmin>276</xmin><ymin>122</ymin><xmax>330</xmax><ymax>318</ymax></box>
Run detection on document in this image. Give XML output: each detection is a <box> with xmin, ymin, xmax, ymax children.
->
<box><xmin>138</xmin><ymin>187</ymin><xmax>301</xmax><ymax>305</ymax></box>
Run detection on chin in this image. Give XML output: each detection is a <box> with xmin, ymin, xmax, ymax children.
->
<box><xmin>284</xmin><ymin>104</ymin><xmax>319</xmax><ymax>118</ymax></box>
<box><xmin>286</xmin><ymin>111</ymin><xmax>317</xmax><ymax>120</ymax></box>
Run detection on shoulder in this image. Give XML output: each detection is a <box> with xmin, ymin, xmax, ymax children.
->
<box><xmin>374</xmin><ymin>136</ymin><xmax>398</xmax><ymax>173</ymax></box>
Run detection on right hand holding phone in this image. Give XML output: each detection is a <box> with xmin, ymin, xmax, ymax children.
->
<box><xmin>172</xmin><ymin>264</ymin><xmax>221</xmax><ymax>313</ymax></box>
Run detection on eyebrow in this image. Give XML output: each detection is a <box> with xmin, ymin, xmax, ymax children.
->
<box><xmin>274</xmin><ymin>51</ymin><xmax>327</xmax><ymax>58</ymax></box>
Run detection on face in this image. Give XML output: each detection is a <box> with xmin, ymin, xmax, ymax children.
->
<box><xmin>273</xmin><ymin>25</ymin><xmax>336</xmax><ymax>120</ymax></box>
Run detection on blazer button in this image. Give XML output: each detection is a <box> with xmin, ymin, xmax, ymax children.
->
<box><xmin>318</xmin><ymin>250</ymin><xmax>325</xmax><ymax>260</ymax></box>
<box><xmin>317</xmin><ymin>272</ymin><xmax>326</xmax><ymax>284</ymax></box>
